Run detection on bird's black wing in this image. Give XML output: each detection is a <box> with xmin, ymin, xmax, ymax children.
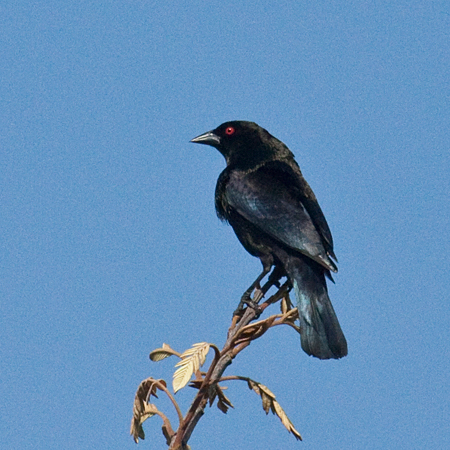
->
<box><xmin>225</xmin><ymin>161</ymin><xmax>337</xmax><ymax>272</ymax></box>
<box><xmin>265</xmin><ymin>160</ymin><xmax>336</xmax><ymax>261</ymax></box>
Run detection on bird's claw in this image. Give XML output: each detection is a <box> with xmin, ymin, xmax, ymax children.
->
<box><xmin>233</xmin><ymin>290</ymin><xmax>263</xmax><ymax>318</ymax></box>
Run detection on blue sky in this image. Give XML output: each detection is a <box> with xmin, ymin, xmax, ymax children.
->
<box><xmin>1</xmin><ymin>1</ymin><xmax>449</xmax><ymax>449</ymax></box>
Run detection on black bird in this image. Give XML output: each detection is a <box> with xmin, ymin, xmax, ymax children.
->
<box><xmin>191</xmin><ymin>121</ymin><xmax>347</xmax><ymax>360</ymax></box>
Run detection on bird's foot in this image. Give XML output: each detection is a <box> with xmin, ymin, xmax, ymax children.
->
<box><xmin>233</xmin><ymin>290</ymin><xmax>263</xmax><ymax>318</ymax></box>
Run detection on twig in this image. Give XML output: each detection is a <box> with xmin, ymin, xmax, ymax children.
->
<box><xmin>155</xmin><ymin>380</ymin><xmax>184</xmax><ymax>426</ymax></box>
<box><xmin>168</xmin><ymin>285</ymin><xmax>291</xmax><ymax>449</ymax></box>
<box><xmin>131</xmin><ymin>282</ymin><xmax>298</xmax><ymax>448</ymax></box>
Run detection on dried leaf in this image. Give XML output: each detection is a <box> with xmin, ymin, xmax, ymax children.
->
<box><xmin>258</xmin><ymin>383</ymin><xmax>277</xmax><ymax>400</ymax></box>
<box><xmin>146</xmin><ymin>379</ymin><xmax>167</xmax><ymax>401</ymax></box>
<box><xmin>216</xmin><ymin>386</ymin><xmax>234</xmax><ymax>414</ymax></box>
<box><xmin>130</xmin><ymin>396</ymin><xmax>158</xmax><ymax>443</ymax></box>
<box><xmin>189</xmin><ymin>380</ymin><xmax>203</xmax><ymax>390</ymax></box>
<box><xmin>246</xmin><ymin>378</ymin><xmax>302</xmax><ymax>441</ymax></box>
<box><xmin>150</xmin><ymin>343</ymin><xmax>180</xmax><ymax>361</ymax></box>
<box><xmin>285</xmin><ymin>307</ymin><xmax>298</xmax><ymax>321</ymax></box>
<box><xmin>272</xmin><ymin>400</ymin><xmax>302</xmax><ymax>441</ymax></box>
<box><xmin>247</xmin><ymin>379</ymin><xmax>260</xmax><ymax>395</ymax></box>
<box><xmin>260</xmin><ymin>391</ymin><xmax>272</xmax><ymax>414</ymax></box>
<box><xmin>247</xmin><ymin>380</ymin><xmax>276</xmax><ymax>414</ymax></box>
<box><xmin>157</xmin><ymin>379</ymin><xmax>167</xmax><ymax>388</ymax></box>
<box><xmin>239</xmin><ymin>323</ymin><xmax>261</xmax><ymax>338</ymax></box>
<box><xmin>130</xmin><ymin>377</ymin><xmax>172</xmax><ymax>443</ymax></box>
<box><xmin>143</xmin><ymin>403</ymin><xmax>158</xmax><ymax>416</ymax></box>
<box><xmin>238</xmin><ymin>316</ymin><xmax>278</xmax><ymax>343</ymax></box>
<box><xmin>173</xmin><ymin>342</ymin><xmax>210</xmax><ymax>393</ymax></box>
<box><xmin>217</xmin><ymin>400</ymin><xmax>228</xmax><ymax>414</ymax></box>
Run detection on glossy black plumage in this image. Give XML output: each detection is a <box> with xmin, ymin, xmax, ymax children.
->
<box><xmin>191</xmin><ymin>121</ymin><xmax>347</xmax><ymax>359</ymax></box>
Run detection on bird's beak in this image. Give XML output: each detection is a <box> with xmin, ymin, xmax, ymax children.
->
<box><xmin>190</xmin><ymin>131</ymin><xmax>221</xmax><ymax>147</ymax></box>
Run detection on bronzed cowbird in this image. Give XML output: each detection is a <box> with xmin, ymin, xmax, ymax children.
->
<box><xmin>191</xmin><ymin>121</ymin><xmax>347</xmax><ymax>360</ymax></box>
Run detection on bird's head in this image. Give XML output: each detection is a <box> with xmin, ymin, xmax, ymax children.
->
<box><xmin>191</xmin><ymin>121</ymin><xmax>293</xmax><ymax>169</ymax></box>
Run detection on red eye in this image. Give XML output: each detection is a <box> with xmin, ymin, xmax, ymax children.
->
<box><xmin>225</xmin><ymin>126</ymin><xmax>235</xmax><ymax>135</ymax></box>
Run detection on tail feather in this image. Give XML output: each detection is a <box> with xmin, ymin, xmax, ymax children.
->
<box><xmin>285</xmin><ymin>256</ymin><xmax>347</xmax><ymax>359</ymax></box>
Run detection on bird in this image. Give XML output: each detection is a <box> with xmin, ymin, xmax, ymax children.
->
<box><xmin>190</xmin><ymin>121</ymin><xmax>347</xmax><ymax>360</ymax></box>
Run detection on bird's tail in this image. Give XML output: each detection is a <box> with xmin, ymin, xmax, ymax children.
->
<box><xmin>284</xmin><ymin>256</ymin><xmax>348</xmax><ymax>359</ymax></box>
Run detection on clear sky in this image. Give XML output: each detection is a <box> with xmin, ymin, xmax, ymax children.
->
<box><xmin>1</xmin><ymin>1</ymin><xmax>449</xmax><ymax>449</ymax></box>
